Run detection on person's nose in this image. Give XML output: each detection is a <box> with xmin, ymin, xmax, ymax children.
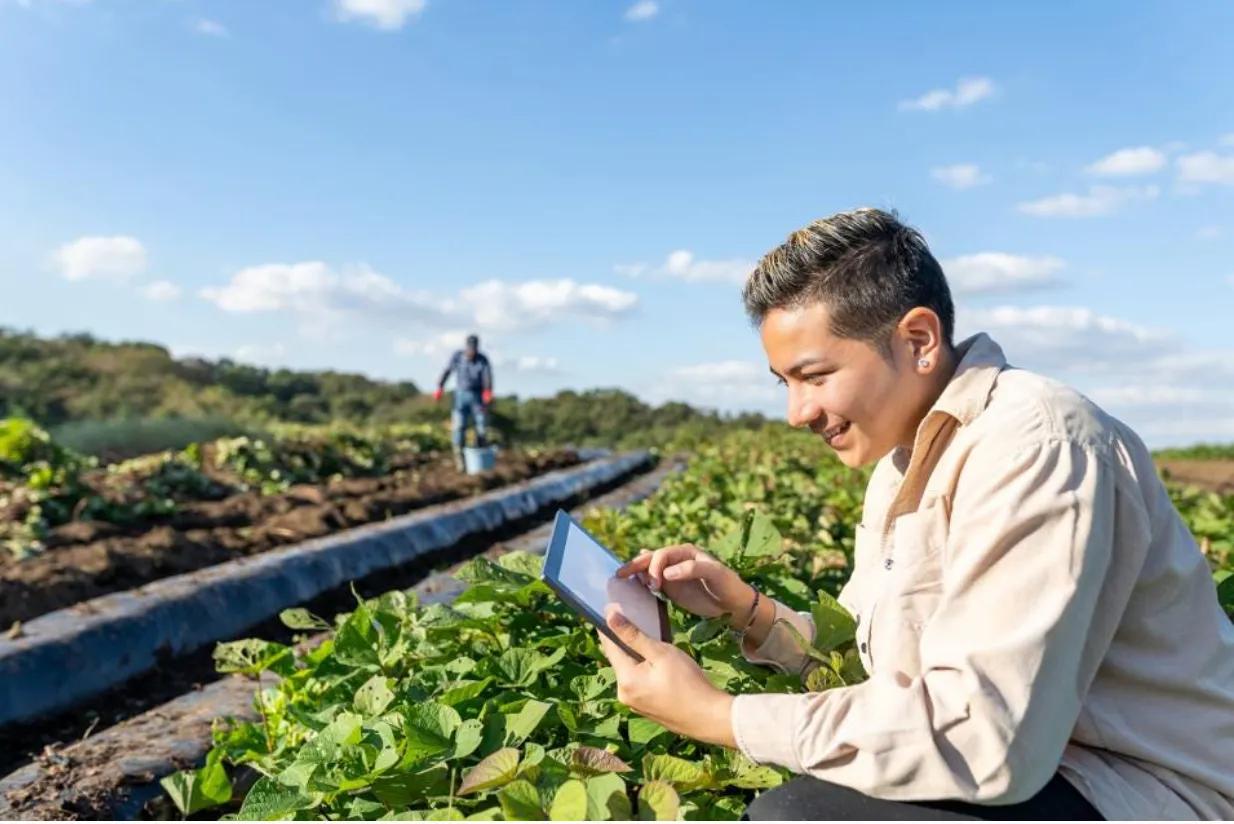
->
<box><xmin>786</xmin><ymin>385</ymin><xmax>823</xmax><ymax>429</ymax></box>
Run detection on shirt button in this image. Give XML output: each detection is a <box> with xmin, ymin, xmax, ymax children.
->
<box><xmin>860</xmin><ymin>642</ymin><xmax>868</xmax><ymax>653</ymax></box>
<box><xmin>883</xmin><ymin>558</ymin><xmax>894</xmax><ymax>570</ymax></box>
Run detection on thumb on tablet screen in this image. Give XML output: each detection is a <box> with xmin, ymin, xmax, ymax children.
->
<box><xmin>605</xmin><ymin>604</ymin><xmax>658</xmax><ymax>661</ymax></box>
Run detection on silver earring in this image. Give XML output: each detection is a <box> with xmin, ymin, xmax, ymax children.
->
<box><xmin>918</xmin><ymin>358</ymin><xmax>929</xmax><ymax>368</ymax></box>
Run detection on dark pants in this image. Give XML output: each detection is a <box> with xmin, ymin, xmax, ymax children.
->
<box><xmin>744</xmin><ymin>773</ymin><xmax>1102</xmax><ymax>821</ymax></box>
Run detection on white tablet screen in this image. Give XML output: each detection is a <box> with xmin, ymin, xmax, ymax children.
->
<box><xmin>555</xmin><ymin>517</ymin><xmax>664</xmax><ymax>640</ymax></box>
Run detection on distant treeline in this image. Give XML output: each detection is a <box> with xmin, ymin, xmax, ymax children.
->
<box><xmin>0</xmin><ymin>328</ymin><xmax>766</xmax><ymax>454</ymax></box>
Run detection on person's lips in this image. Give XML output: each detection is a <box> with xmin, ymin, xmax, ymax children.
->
<box><xmin>821</xmin><ymin>421</ymin><xmax>851</xmax><ymax>446</ymax></box>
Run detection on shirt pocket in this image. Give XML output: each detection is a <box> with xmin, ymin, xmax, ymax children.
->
<box><xmin>846</xmin><ymin>523</ymin><xmax>879</xmax><ymax>673</ymax></box>
<box><xmin>868</xmin><ymin>498</ymin><xmax>949</xmax><ymax>674</ymax></box>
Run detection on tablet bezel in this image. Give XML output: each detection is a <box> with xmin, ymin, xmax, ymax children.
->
<box><xmin>541</xmin><ymin>509</ymin><xmax>671</xmax><ymax>663</ymax></box>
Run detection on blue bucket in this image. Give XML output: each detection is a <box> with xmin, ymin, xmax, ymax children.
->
<box><xmin>463</xmin><ymin>445</ymin><xmax>497</xmax><ymax>474</ymax></box>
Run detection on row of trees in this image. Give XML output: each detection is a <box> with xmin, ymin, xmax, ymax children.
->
<box><xmin>0</xmin><ymin>328</ymin><xmax>765</xmax><ymax>453</ymax></box>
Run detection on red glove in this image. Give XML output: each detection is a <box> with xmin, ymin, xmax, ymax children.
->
<box><xmin>433</xmin><ymin>388</ymin><xmax>443</xmax><ymax>402</ymax></box>
<box><xmin>482</xmin><ymin>389</ymin><xmax>493</xmax><ymax>405</ymax></box>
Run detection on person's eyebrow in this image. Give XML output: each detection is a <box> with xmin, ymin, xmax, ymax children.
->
<box><xmin>770</xmin><ymin>357</ymin><xmax>831</xmax><ymax>380</ymax></box>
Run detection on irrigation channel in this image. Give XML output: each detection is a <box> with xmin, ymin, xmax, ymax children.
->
<box><xmin>0</xmin><ymin>449</ymin><xmax>680</xmax><ymax>820</ymax></box>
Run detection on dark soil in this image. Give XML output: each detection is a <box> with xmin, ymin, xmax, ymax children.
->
<box><xmin>0</xmin><ymin>449</ymin><xmax>579</xmax><ymax>628</ymax></box>
<box><xmin>0</xmin><ymin>457</ymin><xmax>661</xmax><ymax>805</ymax></box>
<box><xmin>1158</xmin><ymin>458</ymin><xmax>1234</xmax><ymax>495</ymax></box>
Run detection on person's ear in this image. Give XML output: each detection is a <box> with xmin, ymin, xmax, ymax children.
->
<box><xmin>897</xmin><ymin>308</ymin><xmax>944</xmax><ymax>373</ymax></box>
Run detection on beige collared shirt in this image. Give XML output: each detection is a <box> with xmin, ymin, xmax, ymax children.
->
<box><xmin>730</xmin><ymin>333</ymin><xmax>1234</xmax><ymax>819</ymax></box>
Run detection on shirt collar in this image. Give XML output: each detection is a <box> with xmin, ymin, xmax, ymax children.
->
<box><xmin>930</xmin><ymin>332</ymin><xmax>1007</xmax><ymax>427</ymax></box>
<box><xmin>889</xmin><ymin>333</ymin><xmax>1007</xmax><ymax>473</ymax></box>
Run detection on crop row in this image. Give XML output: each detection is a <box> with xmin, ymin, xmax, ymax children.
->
<box><xmin>150</xmin><ymin>426</ymin><xmax>1234</xmax><ymax>818</ymax></box>
<box><xmin>0</xmin><ymin>418</ymin><xmax>451</xmax><ymax>559</ymax></box>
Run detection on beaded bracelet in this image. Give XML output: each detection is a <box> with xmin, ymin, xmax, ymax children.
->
<box><xmin>737</xmin><ymin>586</ymin><xmax>761</xmax><ymax>636</ymax></box>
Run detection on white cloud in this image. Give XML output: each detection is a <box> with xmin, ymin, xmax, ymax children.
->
<box><xmin>461</xmin><ymin>279</ymin><xmax>638</xmax><ymax>333</ymax></box>
<box><xmin>393</xmin><ymin>329</ymin><xmax>473</xmax><ymax>358</ymax></box>
<box><xmin>232</xmin><ymin>342</ymin><xmax>289</xmax><ymax>365</ymax></box>
<box><xmin>1085</xmin><ymin>146</ymin><xmax>1166</xmax><ymax>177</ymax></box>
<box><xmin>1176</xmin><ymin>151</ymin><xmax>1234</xmax><ymax>186</ymax></box>
<box><xmin>941</xmin><ymin>253</ymin><xmax>1064</xmax><ymax>295</ymax></box>
<box><xmin>931</xmin><ymin>163</ymin><xmax>991</xmax><ymax>189</ymax></box>
<box><xmin>899</xmin><ymin>76</ymin><xmax>995</xmax><ymax>112</ymax></box>
<box><xmin>51</xmin><ymin>235</ymin><xmax>147</xmax><ymax>281</ymax></box>
<box><xmin>495</xmin><ymin>354</ymin><xmax>562</xmax><ymax>374</ymax></box>
<box><xmin>333</xmin><ymin>0</ymin><xmax>425</xmax><ymax>30</ymax></box>
<box><xmin>192</xmin><ymin>17</ymin><xmax>228</xmax><ymax>36</ymax></box>
<box><xmin>140</xmin><ymin>280</ymin><xmax>181</xmax><ymax>301</ymax></box>
<box><xmin>1220</xmin><ymin>133</ymin><xmax>1234</xmax><ymax>147</ymax></box>
<box><xmin>1016</xmin><ymin>184</ymin><xmax>1159</xmax><ymax>218</ymax></box>
<box><xmin>961</xmin><ymin>304</ymin><xmax>1171</xmax><ymax>371</ymax></box>
<box><xmin>201</xmin><ymin>262</ymin><xmax>638</xmax><ymax>340</ymax></box>
<box><xmin>623</xmin><ymin>0</ymin><xmax>658</xmax><ymax>21</ymax></box>
<box><xmin>1196</xmin><ymin>225</ymin><xmax>1223</xmax><ymax>240</ymax></box>
<box><xmin>616</xmin><ymin>249</ymin><xmax>753</xmax><ymax>285</ymax></box>
<box><xmin>200</xmin><ymin>262</ymin><xmax>452</xmax><ymax>331</ymax></box>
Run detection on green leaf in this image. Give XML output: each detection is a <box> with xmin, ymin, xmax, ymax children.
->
<box><xmin>1217</xmin><ymin>571</ymin><xmax>1234</xmax><ymax>609</ymax></box>
<box><xmin>637</xmin><ymin>780</ymin><xmax>680</xmax><ymax>821</ymax></box>
<box><xmin>493</xmin><ymin>648</ymin><xmax>565</xmax><ymax>688</ymax></box>
<box><xmin>805</xmin><ymin>665</ymin><xmax>845</xmax><ymax>692</ymax></box>
<box><xmin>160</xmin><ymin>751</ymin><xmax>232</xmax><ymax>815</ymax></box>
<box><xmin>279</xmin><ymin>607</ymin><xmax>330</xmax><ymax>631</ymax></box>
<box><xmin>641</xmin><ymin>754</ymin><xmax>709</xmax><ymax>791</ymax></box>
<box><xmin>505</xmin><ymin>699</ymin><xmax>553</xmax><ymax>745</ymax></box>
<box><xmin>568</xmin><ymin>669</ymin><xmax>616</xmax><ymax>701</ymax></box>
<box><xmin>439</xmin><ymin>677</ymin><xmax>494</xmax><ymax>707</ymax></box>
<box><xmin>404</xmin><ymin>703</ymin><xmax>462</xmax><ymax>759</ymax></box>
<box><xmin>584</xmin><ymin>773</ymin><xmax>631</xmax><ymax>821</ymax></box>
<box><xmin>548</xmin><ymin>779</ymin><xmax>588</xmax><ymax>821</ymax></box>
<box><xmin>687</xmin><ymin>616</ymin><xmax>730</xmax><ymax>647</ymax></box>
<box><xmin>452</xmin><ymin>718</ymin><xmax>484</xmax><ymax>760</ymax></box>
<box><xmin>236</xmin><ymin>776</ymin><xmax>315</xmax><ymax>820</ymax></box>
<box><xmin>496</xmin><ymin>550</ymin><xmax>544</xmax><ymax>579</ymax></box>
<box><xmin>570</xmin><ymin>746</ymin><xmax>631</xmax><ymax>775</ymax></box>
<box><xmin>457</xmin><ymin>747</ymin><xmax>521</xmax><ymax>796</ymax></box>
<box><xmin>497</xmin><ymin>778</ymin><xmax>545</xmax><ymax>820</ymax></box>
<box><xmin>372</xmin><ymin>765</ymin><xmax>450</xmax><ymax>807</ymax></box>
<box><xmin>354</xmin><ymin>674</ymin><xmax>396</xmax><ymax>716</ymax></box>
<box><xmin>626</xmin><ymin>716</ymin><xmax>667</xmax><ymax>748</ymax></box>
<box><xmin>212</xmin><ymin>638</ymin><xmax>295</xmax><ymax>677</ymax></box>
<box><xmin>810</xmin><ymin>591</ymin><xmax>857</xmax><ymax>652</ymax></box>
<box><xmin>743</xmin><ymin>511</ymin><xmax>781</xmax><ymax>557</ymax></box>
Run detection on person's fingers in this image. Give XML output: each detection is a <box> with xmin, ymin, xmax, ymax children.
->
<box><xmin>616</xmin><ymin>550</ymin><xmax>652</xmax><ymax>578</ymax></box>
<box><xmin>647</xmin><ymin>545</ymin><xmax>697</xmax><ymax>588</ymax></box>
<box><xmin>596</xmin><ymin>628</ymin><xmax>638</xmax><ymax>680</ymax></box>
<box><xmin>663</xmin><ymin>558</ymin><xmax>703</xmax><ymax>582</ymax></box>
<box><xmin>604</xmin><ymin>604</ymin><xmax>661</xmax><ymax>661</ymax></box>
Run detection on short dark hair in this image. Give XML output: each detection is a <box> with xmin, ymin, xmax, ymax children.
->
<box><xmin>465</xmin><ymin>334</ymin><xmax>479</xmax><ymax>347</ymax></box>
<box><xmin>741</xmin><ymin>208</ymin><xmax>954</xmax><ymax>353</ymax></box>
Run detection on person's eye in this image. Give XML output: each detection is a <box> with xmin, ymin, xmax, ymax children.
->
<box><xmin>804</xmin><ymin>372</ymin><xmax>831</xmax><ymax>386</ymax></box>
<box><xmin>773</xmin><ymin>376</ymin><xmax>787</xmax><ymax>387</ymax></box>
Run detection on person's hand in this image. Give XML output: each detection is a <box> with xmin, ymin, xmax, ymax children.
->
<box><xmin>597</xmin><ymin>606</ymin><xmax>735</xmax><ymax>749</ymax></box>
<box><xmin>617</xmin><ymin>544</ymin><xmax>754</xmax><ymax>628</ymax></box>
<box><xmin>481</xmin><ymin>389</ymin><xmax>493</xmax><ymax>405</ymax></box>
<box><xmin>432</xmin><ymin>387</ymin><xmax>443</xmax><ymax>402</ymax></box>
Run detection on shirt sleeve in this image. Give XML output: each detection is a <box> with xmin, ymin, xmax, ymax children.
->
<box><xmin>437</xmin><ymin>352</ymin><xmax>457</xmax><ymax>387</ymax></box>
<box><xmin>740</xmin><ymin>600</ymin><xmax>817</xmax><ymax>675</ymax></box>
<box><xmin>730</xmin><ymin>438</ymin><xmax>1134</xmax><ymax>804</ymax></box>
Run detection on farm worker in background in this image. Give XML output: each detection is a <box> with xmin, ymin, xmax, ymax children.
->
<box><xmin>433</xmin><ymin>333</ymin><xmax>493</xmax><ymax>471</ymax></box>
<box><xmin>597</xmin><ymin>208</ymin><xmax>1234</xmax><ymax>820</ymax></box>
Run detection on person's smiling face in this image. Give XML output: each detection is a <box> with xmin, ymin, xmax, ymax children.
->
<box><xmin>761</xmin><ymin>300</ymin><xmax>951</xmax><ymax>468</ymax></box>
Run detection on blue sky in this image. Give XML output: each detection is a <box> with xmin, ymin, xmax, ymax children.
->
<box><xmin>2</xmin><ymin>0</ymin><xmax>1232</xmax><ymax>446</ymax></box>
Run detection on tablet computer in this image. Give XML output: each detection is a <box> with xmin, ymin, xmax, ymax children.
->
<box><xmin>541</xmin><ymin>509</ymin><xmax>671</xmax><ymax>661</ymax></box>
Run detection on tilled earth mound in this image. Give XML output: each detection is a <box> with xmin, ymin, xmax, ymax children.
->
<box><xmin>0</xmin><ymin>449</ymin><xmax>579</xmax><ymax>628</ymax></box>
